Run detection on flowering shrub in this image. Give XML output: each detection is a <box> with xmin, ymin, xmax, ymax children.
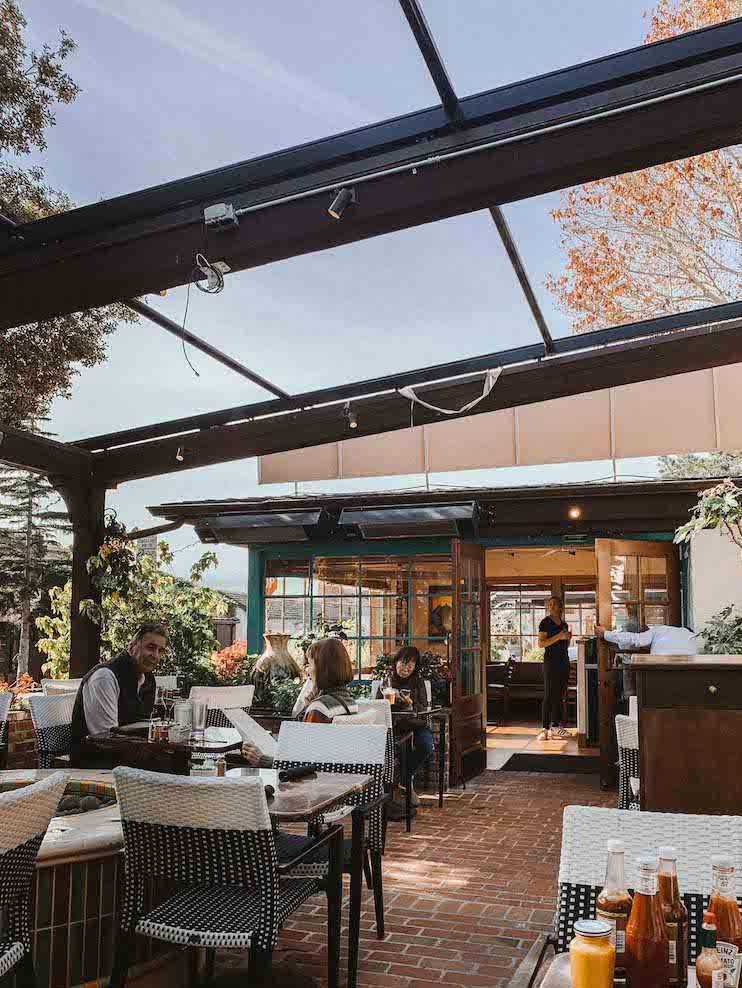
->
<box><xmin>210</xmin><ymin>641</ymin><xmax>259</xmax><ymax>685</ymax></box>
<box><xmin>0</xmin><ymin>673</ymin><xmax>41</xmax><ymax>709</ymax></box>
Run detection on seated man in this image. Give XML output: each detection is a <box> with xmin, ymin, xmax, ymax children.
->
<box><xmin>70</xmin><ymin>621</ymin><xmax>167</xmax><ymax>766</ymax></box>
<box><xmin>595</xmin><ymin>623</ymin><xmax>698</xmax><ymax>655</ymax></box>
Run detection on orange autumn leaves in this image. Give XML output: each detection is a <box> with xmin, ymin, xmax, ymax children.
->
<box><xmin>547</xmin><ymin>0</ymin><xmax>742</xmax><ymax>333</ymax></box>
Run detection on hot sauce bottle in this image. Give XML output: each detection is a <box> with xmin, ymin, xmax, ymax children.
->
<box><xmin>696</xmin><ymin>911</ymin><xmax>728</xmax><ymax>988</ymax></box>
<box><xmin>708</xmin><ymin>856</ymin><xmax>742</xmax><ymax>987</ymax></box>
<box><xmin>596</xmin><ymin>839</ymin><xmax>633</xmax><ymax>979</ymax></box>
<box><xmin>658</xmin><ymin>846</ymin><xmax>688</xmax><ymax>987</ymax></box>
<box><xmin>625</xmin><ymin>855</ymin><xmax>669</xmax><ymax>988</ymax></box>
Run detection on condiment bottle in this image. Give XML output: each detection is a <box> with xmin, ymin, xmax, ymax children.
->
<box><xmin>215</xmin><ymin>755</ymin><xmax>226</xmax><ymax>777</ymax></box>
<box><xmin>696</xmin><ymin>911</ymin><xmax>728</xmax><ymax>987</ymax></box>
<box><xmin>658</xmin><ymin>845</ymin><xmax>688</xmax><ymax>986</ymax></box>
<box><xmin>596</xmin><ymin>838</ymin><xmax>633</xmax><ymax>978</ymax></box>
<box><xmin>569</xmin><ymin>918</ymin><xmax>615</xmax><ymax>988</ymax></box>
<box><xmin>708</xmin><ymin>855</ymin><xmax>742</xmax><ymax>986</ymax></box>
<box><xmin>625</xmin><ymin>854</ymin><xmax>669</xmax><ymax>988</ymax></box>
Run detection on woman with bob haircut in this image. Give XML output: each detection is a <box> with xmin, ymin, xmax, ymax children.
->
<box><xmin>241</xmin><ymin>637</ymin><xmax>358</xmax><ymax>764</ymax></box>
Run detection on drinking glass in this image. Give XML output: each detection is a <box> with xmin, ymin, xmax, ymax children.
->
<box><xmin>192</xmin><ymin>700</ymin><xmax>208</xmax><ymax>735</ymax></box>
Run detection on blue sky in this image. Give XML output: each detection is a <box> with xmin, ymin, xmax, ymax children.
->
<box><xmin>21</xmin><ymin>0</ymin><xmax>658</xmax><ymax>587</ymax></box>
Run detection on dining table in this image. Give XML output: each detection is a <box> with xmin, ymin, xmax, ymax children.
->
<box><xmin>541</xmin><ymin>952</ymin><xmax>700</xmax><ymax>986</ymax></box>
<box><xmin>82</xmin><ymin>725</ymin><xmax>244</xmax><ymax>773</ymax></box>
<box><xmin>227</xmin><ymin>766</ymin><xmax>373</xmax><ymax>988</ymax></box>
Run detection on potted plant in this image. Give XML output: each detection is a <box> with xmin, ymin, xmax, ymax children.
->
<box><xmin>674</xmin><ymin>478</ymin><xmax>742</xmax><ymax>553</ymax></box>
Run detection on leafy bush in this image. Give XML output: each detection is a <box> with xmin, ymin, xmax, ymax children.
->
<box><xmin>265</xmin><ymin>678</ymin><xmax>302</xmax><ymax>714</ymax></box>
<box><xmin>210</xmin><ymin>641</ymin><xmax>259</xmax><ymax>685</ymax></box>
<box><xmin>700</xmin><ymin>606</ymin><xmax>742</xmax><ymax>655</ymax></box>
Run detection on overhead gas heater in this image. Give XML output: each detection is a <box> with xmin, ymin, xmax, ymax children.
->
<box><xmin>196</xmin><ymin>510</ymin><xmax>324</xmax><ymax>545</ymax></box>
<box><xmin>339</xmin><ymin>502</ymin><xmax>478</xmax><ymax>539</ymax></box>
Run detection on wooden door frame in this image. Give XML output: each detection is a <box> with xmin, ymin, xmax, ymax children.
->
<box><xmin>595</xmin><ymin>538</ymin><xmax>681</xmax><ymax>786</ymax></box>
<box><xmin>451</xmin><ymin>540</ymin><xmax>488</xmax><ymax>784</ymax></box>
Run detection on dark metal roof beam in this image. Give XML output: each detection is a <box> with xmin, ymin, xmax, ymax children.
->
<box><xmin>90</xmin><ymin>314</ymin><xmax>742</xmax><ymax>487</ymax></box>
<box><xmin>488</xmin><ymin>206</ymin><xmax>555</xmax><ymax>353</ymax></box>
<box><xmin>74</xmin><ymin>299</ymin><xmax>742</xmax><ymax>451</ymax></box>
<box><xmin>2</xmin><ymin>19</ymin><xmax>742</xmax><ymax>329</ymax></box>
<box><xmin>398</xmin><ymin>0</ymin><xmax>462</xmax><ymax>120</ymax></box>
<box><xmin>128</xmin><ymin>299</ymin><xmax>290</xmax><ymax>398</ymax></box>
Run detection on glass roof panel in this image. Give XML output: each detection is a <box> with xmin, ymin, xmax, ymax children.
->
<box><xmin>508</xmin><ymin>141</ymin><xmax>741</xmax><ymax>340</ymax></box>
<box><xmin>23</xmin><ymin>0</ymin><xmax>438</xmax><ymax>206</ymax></box>
<box><xmin>420</xmin><ymin>0</ymin><xmax>738</xmax><ymax>98</ymax></box>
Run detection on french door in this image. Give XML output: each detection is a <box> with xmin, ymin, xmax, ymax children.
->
<box><xmin>451</xmin><ymin>540</ymin><xmax>488</xmax><ymax>782</ymax></box>
<box><xmin>595</xmin><ymin>539</ymin><xmax>680</xmax><ymax>784</ymax></box>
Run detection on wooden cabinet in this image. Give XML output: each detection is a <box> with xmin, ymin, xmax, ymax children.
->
<box><xmin>632</xmin><ymin>655</ymin><xmax>742</xmax><ymax>815</ymax></box>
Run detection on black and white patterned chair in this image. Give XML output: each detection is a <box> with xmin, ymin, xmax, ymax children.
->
<box><xmin>616</xmin><ymin>714</ymin><xmax>640</xmax><ymax>811</ymax></box>
<box><xmin>188</xmin><ymin>685</ymin><xmax>255</xmax><ymax>728</ymax></box>
<box><xmin>274</xmin><ymin>721</ymin><xmax>388</xmax><ymax>988</ymax></box>
<box><xmin>110</xmin><ymin>766</ymin><xmax>343</xmax><ymax>988</ymax></box>
<box><xmin>27</xmin><ymin>694</ymin><xmax>76</xmax><ymax>769</ymax></box>
<box><xmin>40</xmin><ymin>678</ymin><xmax>82</xmax><ymax>696</ymax></box>
<box><xmin>0</xmin><ymin>771</ymin><xmax>69</xmax><ymax>984</ymax></box>
<box><xmin>527</xmin><ymin>805</ymin><xmax>742</xmax><ymax>987</ymax></box>
<box><xmin>355</xmin><ymin>699</ymin><xmax>395</xmax><ymax>786</ymax></box>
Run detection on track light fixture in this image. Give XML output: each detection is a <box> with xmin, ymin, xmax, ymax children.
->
<box><xmin>328</xmin><ymin>187</ymin><xmax>356</xmax><ymax>220</ymax></box>
<box><xmin>344</xmin><ymin>402</ymin><xmax>358</xmax><ymax>429</ymax></box>
<box><xmin>176</xmin><ymin>446</ymin><xmax>185</xmax><ymax>463</ymax></box>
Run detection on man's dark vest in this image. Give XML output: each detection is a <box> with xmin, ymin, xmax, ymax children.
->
<box><xmin>71</xmin><ymin>652</ymin><xmax>156</xmax><ymax>751</ymax></box>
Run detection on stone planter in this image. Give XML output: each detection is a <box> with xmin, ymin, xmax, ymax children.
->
<box><xmin>254</xmin><ymin>633</ymin><xmax>302</xmax><ymax>680</ymax></box>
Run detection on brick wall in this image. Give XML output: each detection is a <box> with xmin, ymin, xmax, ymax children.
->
<box><xmin>7</xmin><ymin>708</ymin><xmax>37</xmax><ymax>768</ymax></box>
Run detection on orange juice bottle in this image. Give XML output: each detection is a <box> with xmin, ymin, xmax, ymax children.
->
<box><xmin>569</xmin><ymin>919</ymin><xmax>615</xmax><ymax>988</ymax></box>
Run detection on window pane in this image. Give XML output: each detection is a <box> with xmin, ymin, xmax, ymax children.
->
<box><xmin>460</xmin><ymin>648</ymin><xmax>481</xmax><ymax>696</ymax></box>
<box><xmin>612</xmin><ymin>604</ymin><xmax>641</xmax><ymax>633</ymax></box>
<box><xmin>359</xmin><ymin>638</ymin><xmax>404</xmax><ymax>676</ymax></box>
<box><xmin>492</xmin><ymin>636</ymin><xmax>519</xmax><ymax>661</ymax></box>
<box><xmin>265</xmin><ymin>559</ymin><xmax>310</xmax><ymax>596</ymax></box>
<box><xmin>412</xmin><ymin>556</ymin><xmax>452</xmax><ymax>595</ymax></box>
<box><xmin>360</xmin><ymin>557</ymin><xmax>409</xmax><ymax>596</ymax></box>
<box><xmin>611</xmin><ymin>556</ymin><xmax>639</xmax><ymax>602</ymax></box>
<box><xmin>264</xmin><ymin>598</ymin><xmax>310</xmax><ymax>639</ymax></box>
<box><xmin>313</xmin><ymin>598</ymin><xmax>358</xmax><ymax>631</ymax></box>
<box><xmin>641</xmin><ymin>556</ymin><xmax>669</xmax><ymax>604</ymax></box>
<box><xmin>312</xmin><ymin>558</ymin><xmax>359</xmax><ymax>595</ymax></box>
<box><xmin>361</xmin><ymin>596</ymin><xmax>407</xmax><ymax>638</ymax></box>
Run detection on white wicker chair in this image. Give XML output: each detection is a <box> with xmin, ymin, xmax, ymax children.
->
<box><xmin>0</xmin><ymin>692</ymin><xmax>12</xmax><ymax>759</ymax></box>
<box><xmin>154</xmin><ymin>675</ymin><xmax>178</xmax><ymax>691</ymax></box>
<box><xmin>0</xmin><ymin>771</ymin><xmax>69</xmax><ymax>982</ymax></box>
<box><xmin>188</xmin><ymin>685</ymin><xmax>255</xmax><ymax>728</ymax></box>
<box><xmin>355</xmin><ymin>699</ymin><xmax>395</xmax><ymax>785</ymax></box>
<box><xmin>27</xmin><ymin>694</ymin><xmax>77</xmax><ymax>769</ymax></box>
<box><xmin>110</xmin><ymin>766</ymin><xmax>343</xmax><ymax>988</ymax></box>
<box><xmin>274</xmin><ymin>721</ymin><xmax>389</xmax><ymax>988</ymax></box>
<box><xmin>615</xmin><ymin>714</ymin><xmax>640</xmax><ymax>811</ymax></box>
<box><xmin>528</xmin><ymin>804</ymin><xmax>742</xmax><ymax>987</ymax></box>
<box><xmin>41</xmin><ymin>678</ymin><xmax>82</xmax><ymax>695</ymax></box>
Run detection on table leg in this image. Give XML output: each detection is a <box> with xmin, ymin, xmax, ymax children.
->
<box><xmin>347</xmin><ymin>810</ymin><xmax>365</xmax><ymax>988</ymax></box>
<box><xmin>402</xmin><ymin>736</ymin><xmax>412</xmax><ymax>833</ymax></box>
<box><xmin>438</xmin><ymin>717</ymin><xmax>445</xmax><ymax>809</ymax></box>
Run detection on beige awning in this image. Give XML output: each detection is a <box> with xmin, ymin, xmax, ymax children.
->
<box><xmin>258</xmin><ymin>363</ymin><xmax>742</xmax><ymax>484</ymax></box>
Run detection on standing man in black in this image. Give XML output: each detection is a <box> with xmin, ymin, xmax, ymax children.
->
<box><xmin>70</xmin><ymin>621</ymin><xmax>167</xmax><ymax>766</ymax></box>
<box><xmin>537</xmin><ymin>595</ymin><xmax>571</xmax><ymax>741</ymax></box>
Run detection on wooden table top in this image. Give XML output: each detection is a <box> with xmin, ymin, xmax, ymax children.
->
<box><xmin>629</xmin><ymin>653</ymin><xmax>742</xmax><ymax>670</ymax></box>
<box><xmin>391</xmin><ymin>705</ymin><xmax>443</xmax><ymax>718</ymax></box>
<box><xmin>226</xmin><ymin>767</ymin><xmax>372</xmax><ymax>822</ymax></box>
<box><xmin>89</xmin><ymin>726</ymin><xmax>244</xmax><ymax>754</ymax></box>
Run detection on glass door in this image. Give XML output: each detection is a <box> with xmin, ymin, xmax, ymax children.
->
<box><xmin>595</xmin><ymin>539</ymin><xmax>680</xmax><ymax>784</ymax></box>
<box><xmin>452</xmin><ymin>540</ymin><xmax>487</xmax><ymax>782</ymax></box>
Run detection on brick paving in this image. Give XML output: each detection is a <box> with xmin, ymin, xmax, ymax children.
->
<box><xmin>216</xmin><ymin>769</ymin><xmax>615</xmax><ymax>987</ymax></box>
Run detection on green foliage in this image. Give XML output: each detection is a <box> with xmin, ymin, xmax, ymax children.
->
<box><xmin>660</xmin><ymin>451</ymin><xmax>742</xmax><ymax>481</ymax></box>
<box><xmin>674</xmin><ymin>478</ymin><xmax>742</xmax><ymax>552</ymax></box>
<box><xmin>522</xmin><ymin>644</ymin><xmax>545</xmax><ymax>663</ymax></box>
<box><xmin>36</xmin><ymin>535</ymin><xmax>228</xmax><ymax>693</ymax></box>
<box><xmin>700</xmin><ymin>606</ymin><xmax>742</xmax><ymax>655</ymax></box>
<box><xmin>292</xmin><ymin>619</ymin><xmax>350</xmax><ymax>657</ymax></box>
<box><xmin>372</xmin><ymin>649</ymin><xmax>451</xmax><ymax>705</ymax></box>
<box><xmin>264</xmin><ymin>678</ymin><xmax>302</xmax><ymax>714</ymax></box>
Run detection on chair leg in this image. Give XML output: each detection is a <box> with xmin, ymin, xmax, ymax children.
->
<box><xmin>14</xmin><ymin>951</ymin><xmax>38</xmax><ymax>988</ymax></box>
<box><xmin>326</xmin><ymin>827</ymin><xmax>343</xmax><ymax>988</ymax></box>
<box><xmin>109</xmin><ymin>931</ymin><xmax>136</xmax><ymax>988</ymax></box>
<box><xmin>438</xmin><ymin>719</ymin><xmax>445</xmax><ymax>809</ymax></box>
<box><xmin>248</xmin><ymin>946</ymin><xmax>273</xmax><ymax>988</ymax></box>
<box><xmin>363</xmin><ymin>848</ymin><xmax>373</xmax><ymax>890</ymax></box>
<box><xmin>347</xmin><ymin>812</ymin><xmax>365</xmax><ymax>988</ymax></box>
<box><xmin>370</xmin><ymin>849</ymin><xmax>385</xmax><ymax>941</ymax></box>
<box><xmin>203</xmin><ymin>948</ymin><xmax>216</xmax><ymax>983</ymax></box>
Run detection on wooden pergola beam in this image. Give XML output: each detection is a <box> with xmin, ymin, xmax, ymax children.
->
<box><xmin>91</xmin><ymin>316</ymin><xmax>742</xmax><ymax>486</ymax></box>
<box><xmin>0</xmin><ymin>425</ymin><xmax>93</xmax><ymax>479</ymax></box>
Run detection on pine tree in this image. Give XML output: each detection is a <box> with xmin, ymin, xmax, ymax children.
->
<box><xmin>0</xmin><ymin>423</ymin><xmax>70</xmax><ymax>677</ymax></box>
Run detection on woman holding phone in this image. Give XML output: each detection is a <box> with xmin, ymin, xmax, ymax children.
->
<box><xmin>386</xmin><ymin>645</ymin><xmax>434</xmax><ymax>812</ymax></box>
<box><xmin>537</xmin><ymin>595</ymin><xmax>572</xmax><ymax>740</ymax></box>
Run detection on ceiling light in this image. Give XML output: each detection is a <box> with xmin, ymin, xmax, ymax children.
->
<box><xmin>568</xmin><ymin>506</ymin><xmax>582</xmax><ymax>520</ymax></box>
<box><xmin>328</xmin><ymin>188</ymin><xmax>356</xmax><ymax>220</ymax></box>
<box><xmin>344</xmin><ymin>402</ymin><xmax>358</xmax><ymax>429</ymax></box>
<box><xmin>176</xmin><ymin>447</ymin><xmax>185</xmax><ymax>463</ymax></box>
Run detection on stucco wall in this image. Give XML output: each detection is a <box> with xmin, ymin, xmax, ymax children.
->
<box><xmin>689</xmin><ymin>529</ymin><xmax>742</xmax><ymax>634</ymax></box>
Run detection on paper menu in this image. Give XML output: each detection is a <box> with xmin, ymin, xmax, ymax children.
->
<box><xmin>223</xmin><ymin>708</ymin><xmax>277</xmax><ymax>757</ymax></box>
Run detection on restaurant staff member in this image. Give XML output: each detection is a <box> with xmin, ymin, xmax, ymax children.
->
<box><xmin>70</xmin><ymin>621</ymin><xmax>167</xmax><ymax>765</ymax></box>
<box><xmin>595</xmin><ymin>624</ymin><xmax>698</xmax><ymax>654</ymax></box>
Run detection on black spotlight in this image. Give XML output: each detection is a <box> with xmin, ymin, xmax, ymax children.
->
<box><xmin>328</xmin><ymin>188</ymin><xmax>356</xmax><ymax>220</ymax></box>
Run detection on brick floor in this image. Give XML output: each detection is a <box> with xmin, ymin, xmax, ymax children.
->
<box><xmin>215</xmin><ymin>769</ymin><xmax>615</xmax><ymax>987</ymax></box>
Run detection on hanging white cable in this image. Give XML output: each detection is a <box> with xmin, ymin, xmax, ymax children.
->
<box><xmin>398</xmin><ymin>367</ymin><xmax>502</xmax><ymax>416</ymax></box>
